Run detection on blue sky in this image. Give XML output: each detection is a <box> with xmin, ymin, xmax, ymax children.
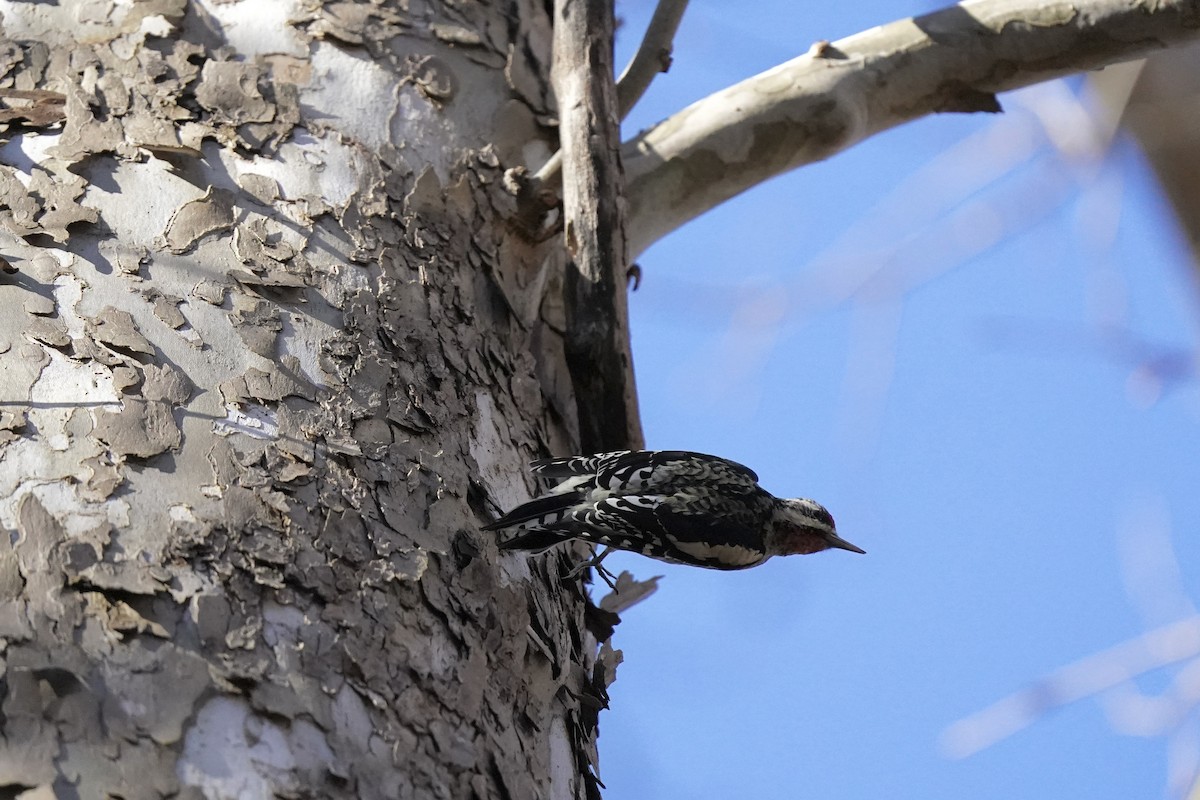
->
<box><xmin>599</xmin><ymin>2</ymin><xmax>1200</xmax><ymax>798</ymax></box>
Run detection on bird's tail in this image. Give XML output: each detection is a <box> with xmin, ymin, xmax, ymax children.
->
<box><xmin>480</xmin><ymin>494</ymin><xmax>573</xmax><ymax>531</ymax></box>
<box><xmin>481</xmin><ymin>475</ymin><xmax>593</xmax><ymax>531</ymax></box>
<box><xmin>495</xmin><ymin>528</ymin><xmax>569</xmax><ymax>552</ymax></box>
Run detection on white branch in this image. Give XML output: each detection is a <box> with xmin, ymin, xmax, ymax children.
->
<box><xmin>940</xmin><ymin>616</ymin><xmax>1200</xmax><ymax>758</ymax></box>
<box><xmin>616</xmin><ymin>0</ymin><xmax>690</xmax><ymax>119</ymax></box>
<box><xmin>624</xmin><ymin>0</ymin><xmax>1200</xmax><ymax>256</ymax></box>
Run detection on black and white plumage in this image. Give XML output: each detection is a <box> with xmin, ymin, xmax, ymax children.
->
<box><xmin>483</xmin><ymin>450</ymin><xmax>864</xmax><ymax>572</ymax></box>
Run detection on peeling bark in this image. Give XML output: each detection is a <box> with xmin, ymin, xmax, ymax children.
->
<box><xmin>0</xmin><ymin>2</ymin><xmax>617</xmax><ymax>797</ymax></box>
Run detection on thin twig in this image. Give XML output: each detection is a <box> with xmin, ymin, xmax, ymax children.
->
<box><xmin>532</xmin><ymin>150</ymin><xmax>562</xmax><ymax>186</ymax></box>
<box><xmin>616</xmin><ymin>0</ymin><xmax>690</xmax><ymax>119</ymax></box>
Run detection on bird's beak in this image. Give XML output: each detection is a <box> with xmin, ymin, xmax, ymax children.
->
<box><xmin>825</xmin><ymin>532</ymin><xmax>866</xmax><ymax>554</ymax></box>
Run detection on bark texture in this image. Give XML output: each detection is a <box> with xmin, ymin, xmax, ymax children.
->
<box><xmin>552</xmin><ymin>0</ymin><xmax>642</xmax><ymax>452</ymax></box>
<box><xmin>0</xmin><ymin>2</ymin><xmax>618</xmax><ymax>798</ymax></box>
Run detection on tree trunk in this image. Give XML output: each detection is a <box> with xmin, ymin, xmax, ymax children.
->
<box><xmin>0</xmin><ymin>2</ymin><xmax>618</xmax><ymax>797</ymax></box>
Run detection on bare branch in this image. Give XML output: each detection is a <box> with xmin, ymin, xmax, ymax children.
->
<box><xmin>616</xmin><ymin>0</ymin><xmax>690</xmax><ymax>119</ymax></box>
<box><xmin>552</xmin><ymin>0</ymin><xmax>645</xmax><ymax>451</ymax></box>
<box><xmin>533</xmin><ymin>0</ymin><xmax>689</xmax><ymax>186</ymax></box>
<box><xmin>624</xmin><ymin>0</ymin><xmax>1200</xmax><ymax>257</ymax></box>
<box><xmin>941</xmin><ymin>616</ymin><xmax>1200</xmax><ymax>758</ymax></box>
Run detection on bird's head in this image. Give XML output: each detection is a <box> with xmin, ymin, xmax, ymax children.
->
<box><xmin>769</xmin><ymin>498</ymin><xmax>865</xmax><ymax>556</ymax></box>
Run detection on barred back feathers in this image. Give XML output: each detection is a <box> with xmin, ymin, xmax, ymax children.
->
<box><xmin>483</xmin><ymin>450</ymin><xmax>864</xmax><ymax>571</ymax></box>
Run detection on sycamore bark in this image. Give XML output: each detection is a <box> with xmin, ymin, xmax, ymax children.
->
<box><xmin>0</xmin><ymin>2</ymin><xmax>615</xmax><ymax>797</ymax></box>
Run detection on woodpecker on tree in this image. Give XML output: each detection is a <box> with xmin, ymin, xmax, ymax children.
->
<box><xmin>483</xmin><ymin>450</ymin><xmax>864</xmax><ymax>583</ymax></box>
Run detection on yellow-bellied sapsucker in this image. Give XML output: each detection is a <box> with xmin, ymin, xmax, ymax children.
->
<box><xmin>483</xmin><ymin>450</ymin><xmax>863</xmax><ymax>579</ymax></box>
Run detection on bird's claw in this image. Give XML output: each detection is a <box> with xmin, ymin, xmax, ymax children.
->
<box><xmin>563</xmin><ymin>547</ymin><xmax>618</xmax><ymax>589</ymax></box>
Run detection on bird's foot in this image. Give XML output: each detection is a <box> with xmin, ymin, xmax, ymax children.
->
<box><xmin>563</xmin><ymin>547</ymin><xmax>618</xmax><ymax>589</ymax></box>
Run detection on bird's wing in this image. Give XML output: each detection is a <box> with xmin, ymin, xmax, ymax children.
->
<box><xmin>530</xmin><ymin>450</ymin><xmax>759</xmax><ymax>485</ymax></box>
<box><xmin>593</xmin><ymin>450</ymin><xmax>759</xmax><ymax>493</ymax></box>
<box><xmin>652</xmin><ymin>489</ymin><xmax>770</xmax><ymax>568</ymax></box>
<box><xmin>572</xmin><ymin>491</ymin><xmax>770</xmax><ymax>569</ymax></box>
